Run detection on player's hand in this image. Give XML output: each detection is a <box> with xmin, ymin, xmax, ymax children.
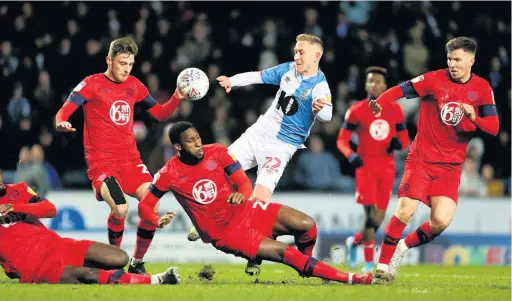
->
<box><xmin>157</xmin><ymin>211</ymin><xmax>176</xmax><ymax>229</ymax></box>
<box><xmin>216</xmin><ymin>76</ymin><xmax>232</xmax><ymax>93</ymax></box>
<box><xmin>369</xmin><ymin>99</ymin><xmax>382</xmax><ymax>117</ymax></box>
<box><xmin>387</xmin><ymin>137</ymin><xmax>403</xmax><ymax>154</ymax></box>
<box><xmin>0</xmin><ymin>204</ymin><xmax>14</xmax><ymax>214</ymax></box>
<box><xmin>348</xmin><ymin>153</ymin><xmax>363</xmax><ymax>168</ymax></box>
<box><xmin>460</xmin><ymin>103</ymin><xmax>476</xmax><ymax>121</ymax></box>
<box><xmin>174</xmin><ymin>87</ymin><xmax>186</xmax><ymax>100</ymax></box>
<box><xmin>227</xmin><ymin>192</ymin><xmax>245</xmax><ymax>205</ymax></box>
<box><xmin>55</xmin><ymin>121</ymin><xmax>76</xmax><ymax>132</ymax></box>
<box><xmin>312</xmin><ymin>98</ymin><xmax>326</xmax><ymax>113</ymax></box>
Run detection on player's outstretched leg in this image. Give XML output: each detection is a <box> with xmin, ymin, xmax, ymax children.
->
<box><xmin>272</xmin><ymin>205</ymin><xmax>317</xmax><ymax>256</ymax></box>
<box><xmin>388</xmin><ymin>196</ymin><xmax>455</xmax><ymax>278</ymax></box>
<box><xmin>82</xmin><ymin>242</ymin><xmax>129</xmax><ymax>270</ymax></box>
<box><xmin>59</xmin><ymin>266</ymin><xmax>180</xmax><ymax>285</ymax></box>
<box><xmin>255</xmin><ymin>238</ymin><xmax>371</xmax><ymax>284</ymax></box>
<box><xmin>374</xmin><ymin>197</ymin><xmax>419</xmax><ymax>284</ymax></box>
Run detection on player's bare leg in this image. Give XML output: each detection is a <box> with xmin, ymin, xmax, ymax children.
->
<box><xmin>97</xmin><ymin>179</ymin><xmax>129</xmax><ymax>248</ymax></box>
<box><xmin>373</xmin><ymin>197</ymin><xmax>419</xmax><ymax>284</ymax></box>
<box><xmin>128</xmin><ymin>182</ymin><xmax>160</xmax><ymax>275</ymax></box>
<box><xmin>390</xmin><ymin>196</ymin><xmax>456</xmax><ymax>278</ymax></box>
<box><xmin>82</xmin><ymin>242</ymin><xmax>129</xmax><ymax>270</ymax></box>
<box><xmin>58</xmin><ymin>265</ymin><xmax>180</xmax><ymax>285</ymax></box>
<box><xmin>255</xmin><ymin>238</ymin><xmax>371</xmax><ymax>284</ymax></box>
<box><xmin>243</xmin><ymin>184</ymin><xmax>273</xmax><ymax>276</ymax></box>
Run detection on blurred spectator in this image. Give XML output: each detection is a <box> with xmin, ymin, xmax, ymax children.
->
<box><xmin>7</xmin><ymin>83</ymin><xmax>31</xmax><ymax>127</ymax></box>
<box><xmin>148</xmin><ymin>123</ymin><xmax>175</xmax><ymax>174</ymax></box>
<box><xmin>294</xmin><ymin>135</ymin><xmax>353</xmax><ymax>191</ymax></box>
<box><xmin>0</xmin><ymin>41</ymin><xmax>19</xmax><ymax>78</ymax></box>
<box><xmin>481</xmin><ymin>164</ymin><xmax>504</xmax><ymax>197</ymax></box>
<box><xmin>33</xmin><ymin>70</ymin><xmax>55</xmax><ymax>112</ymax></box>
<box><xmin>459</xmin><ymin>158</ymin><xmax>487</xmax><ymax>197</ymax></box>
<box><xmin>403</xmin><ymin>21</ymin><xmax>429</xmax><ymax>77</ymax></box>
<box><xmin>14</xmin><ymin>145</ymin><xmax>50</xmax><ymax>197</ymax></box>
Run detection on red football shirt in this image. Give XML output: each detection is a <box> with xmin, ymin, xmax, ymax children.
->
<box><xmin>400</xmin><ymin>69</ymin><xmax>495</xmax><ymax>164</ymax></box>
<box><xmin>151</xmin><ymin>143</ymin><xmax>247</xmax><ymax>243</ymax></box>
<box><xmin>345</xmin><ymin>99</ymin><xmax>406</xmax><ymax>161</ymax></box>
<box><xmin>0</xmin><ymin>183</ymin><xmax>59</xmax><ymax>276</ymax></box>
<box><xmin>67</xmin><ymin>74</ymin><xmax>152</xmax><ymax>162</ymax></box>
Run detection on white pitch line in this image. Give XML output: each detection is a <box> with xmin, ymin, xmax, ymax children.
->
<box><xmin>400</xmin><ymin>273</ymin><xmax>509</xmax><ymax>279</ymax></box>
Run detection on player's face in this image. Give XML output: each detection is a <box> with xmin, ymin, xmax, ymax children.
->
<box><xmin>106</xmin><ymin>53</ymin><xmax>135</xmax><ymax>82</ymax></box>
<box><xmin>447</xmin><ymin>49</ymin><xmax>475</xmax><ymax>82</ymax></box>
<box><xmin>294</xmin><ymin>41</ymin><xmax>321</xmax><ymax>74</ymax></box>
<box><xmin>179</xmin><ymin>128</ymin><xmax>204</xmax><ymax>159</ymax></box>
<box><xmin>365</xmin><ymin>73</ymin><xmax>387</xmax><ymax>99</ymax></box>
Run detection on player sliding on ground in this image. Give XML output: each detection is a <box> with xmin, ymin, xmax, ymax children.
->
<box><xmin>138</xmin><ymin>122</ymin><xmax>371</xmax><ymax>285</ymax></box>
<box><xmin>337</xmin><ymin>66</ymin><xmax>409</xmax><ymax>272</ymax></box>
<box><xmin>0</xmin><ymin>170</ymin><xmax>180</xmax><ymax>285</ymax></box>
<box><xmin>369</xmin><ymin>37</ymin><xmax>500</xmax><ymax>284</ymax></box>
<box><xmin>189</xmin><ymin>33</ymin><xmax>333</xmax><ymax>276</ymax></box>
<box><xmin>55</xmin><ymin>37</ymin><xmax>186</xmax><ymax>274</ymax></box>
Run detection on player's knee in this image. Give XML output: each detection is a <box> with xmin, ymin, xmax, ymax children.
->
<box><xmin>112</xmin><ymin>204</ymin><xmax>129</xmax><ymax>219</ymax></box>
<box><xmin>109</xmin><ymin>249</ymin><xmax>129</xmax><ymax>269</ymax></box>
<box><xmin>395</xmin><ymin>199</ymin><xmax>417</xmax><ymax>223</ymax></box>
<box><xmin>371</xmin><ymin>209</ymin><xmax>386</xmax><ymax>230</ymax></box>
<box><xmin>300</xmin><ymin>215</ymin><xmax>316</xmax><ymax>233</ymax></box>
<box><xmin>430</xmin><ymin>216</ymin><xmax>451</xmax><ymax>233</ymax></box>
<box><xmin>103</xmin><ymin>176</ymin><xmax>127</xmax><ymax>206</ymax></box>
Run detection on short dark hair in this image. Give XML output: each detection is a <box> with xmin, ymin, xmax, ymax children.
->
<box><xmin>168</xmin><ymin>121</ymin><xmax>195</xmax><ymax>145</ymax></box>
<box><xmin>445</xmin><ymin>37</ymin><xmax>477</xmax><ymax>55</ymax></box>
<box><xmin>365</xmin><ymin>66</ymin><xmax>388</xmax><ymax>79</ymax></box>
<box><xmin>108</xmin><ymin>37</ymin><xmax>138</xmax><ymax>58</ymax></box>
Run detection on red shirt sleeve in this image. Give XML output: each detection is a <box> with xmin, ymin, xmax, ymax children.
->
<box><xmin>473</xmin><ymin>83</ymin><xmax>499</xmax><ymax>136</ymax></box>
<box><xmin>10</xmin><ymin>183</ymin><xmax>57</xmax><ymax>218</ymax></box>
<box><xmin>216</xmin><ymin>144</ymin><xmax>253</xmax><ymax>200</ymax></box>
<box><xmin>409</xmin><ymin>71</ymin><xmax>438</xmax><ymax>97</ymax></box>
<box><xmin>56</xmin><ymin>76</ymin><xmax>94</xmax><ymax>123</ymax></box>
<box><xmin>138</xmin><ymin>164</ymin><xmax>172</xmax><ymax>226</ymax></box>
<box><xmin>337</xmin><ymin>107</ymin><xmax>358</xmax><ymax>158</ymax></box>
<box><xmin>393</xmin><ymin>104</ymin><xmax>410</xmax><ymax>149</ymax></box>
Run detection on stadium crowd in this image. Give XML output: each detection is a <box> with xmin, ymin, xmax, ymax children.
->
<box><xmin>1</xmin><ymin>1</ymin><xmax>510</xmax><ymax>196</ymax></box>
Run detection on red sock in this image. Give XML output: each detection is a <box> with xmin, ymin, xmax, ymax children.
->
<box><xmin>283</xmin><ymin>246</ymin><xmax>350</xmax><ymax>283</ymax></box>
<box><xmin>363</xmin><ymin>240</ymin><xmax>374</xmax><ymax>263</ymax></box>
<box><xmin>107</xmin><ymin>214</ymin><xmax>125</xmax><ymax>247</ymax></box>
<box><xmin>353</xmin><ymin>232</ymin><xmax>362</xmax><ymax>246</ymax></box>
<box><xmin>295</xmin><ymin>224</ymin><xmax>317</xmax><ymax>256</ymax></box>
<box><xmin>134</xmin><ymin>219</ymin><xmax>157</xmax><ymax>260</ymax></box>
<box><xmin>378</xmin><ymin>215</ymin><xmax>407</xmax><ymax>265</ymax></box>
<box><xmin>404</xmin><ymin>221</ymin><xmax>438</xmax><ymax>248</ymax></box>
<box><xmin>98</xmin><ymin>269</ymin><xmax>151</xmax><ymax>284</ymax></box>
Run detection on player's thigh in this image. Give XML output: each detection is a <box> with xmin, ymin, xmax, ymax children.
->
<box><xmin>99</xmin><ymin>180</ymin><xmax>129</xmax><ymax>217</ymax></box>
<box><xmin>255</xmin><ymin>140</ymin><xmax>296</xmax><ymax>193</ymax></box>
<box><xmin>84</xmin><ymin>241</ymin><xmax>129</xmax><ymax>269</ymax></box>
<box><xmin>429</xmin><ymin>164</ymin><xmax>462</xmax><ymax>204</ymax></box>
<box><xmin>120</xmin><ymin>160</ymin><xmax>153</xmax><ymax>199</ymax></box>
<box><xmin>429</xmin><ymin>196</ymin><xmax>457</xmax><ymax>232</ymax></box>
<box><xmin>355</xmin><ymin>167</ymin><xmax>378</xmax><ymax>206</ymax></box>
<box><xmin>398</xmin><ymin>157</ymin><xmax>432</xmax><ymax>205</ymax></box>
<box><xmin>213</xmin><ymin>227</ymin><xmax>266</xmax><ymax>261</ymax></box>
<box><xmin>228</xmin><ymin>133</ymin><xmax>258</xmax><ymax>171</ymax></box>
<box><xmin>272</xmin><ymin>205</ymin><xmax>315</xmax><ymax>237</ymax></box>
<box><xmin>393</xmin><ymin>196</ymin><xmax>420</xmax><ymax>223</ymax></box>
<box><xmin>256</xmin><ymin>237</ymin><xmax>288</xmax><ymax>262</ymax></box>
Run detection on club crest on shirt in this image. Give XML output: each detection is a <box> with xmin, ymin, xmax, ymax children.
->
<box><xmin>369</xmin><ymin>119</ymin><xmax>390</xmax><ymax>141</ymax></box>
<box><xmin>440</xmin><ymin>102</ymin><xmax>464</xmax><ymax>126</ymax></box>
<box><xmin>467</xmin><ymin>91</ymin><xmax>478</xmax><ymax>102</ymax></box>
<box><xmin>8</xmin><ymin>190</ymin><xmax>20</xmax><ymax>201</ymax></box>
<box><xmin>205</xmin><ymin>160</ymin><xmax>217</xmax><ymax>171</ymax></box>
<box><xmin>126</xmin><ymin>88</ymin><xmax>134</xmax><ymax>96</ymax></box>
<box><xmin>301</xmin><ymin>89</ymin><xmax>311</xmax><ymax>99</ymax></box>
<box><xmin>110</xmin><ymin>100</ymin><xmax>130</xmax><ymax>125</ymax></box>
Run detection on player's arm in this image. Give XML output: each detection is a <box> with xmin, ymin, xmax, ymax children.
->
<box><xmin>217</xmin><ymin>62</ymin><xmax>291</xmax><ymax>93</ymax></box>
<box><xmin>312</xmin><ymin>81</ymin><xmax>333</xmax><ymax>122</ymax></box>
<box><xmin>0</xmin><ymin>184</ymin><xmax>57</xmax><ymax>218</ymax></box>
<box><xmin>371</xmin><ymin>73</ymin><xmax>433</xmax><ymax>115</ymax></box>
<box><xmin>388</xmin><ymin>105</ymin><xmax>410</xmax><ymax>153</ymax></box>
<box><xmin>135</xmin><ymin>80</ymin><xmax>185</xmax><ymax>122</ymax></box>
<box><xmin>461</xmin><ymin>86</ymin><xmax>499</xmax><ymax>136</ymax></box>
<box><xmin>337</xmin><ymin>108</ymin><xmax>363</xmax><ymax>167</ymax></box>
<box><xmin>55</xmin><ymin>79</ymin><xmax>92</xmax><ymax>132</ymax></box>
<box><xmin>220</xmin><ymin>147</ymin><xmax>253</xmax><ymax>202</ymax></box>
<box><xmin>138</xmin><ymin>169</ymin><xmax>175</xmax><ymax>228</ymax></box>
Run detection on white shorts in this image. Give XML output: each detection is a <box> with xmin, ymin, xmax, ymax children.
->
<box><xmin>228</xmin><ymin>127</ymin><xmax>297</xmax><ymax>193</ymax></box>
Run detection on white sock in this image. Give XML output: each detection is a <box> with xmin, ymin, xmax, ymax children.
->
<box><xmin>397</xmin><ymin>239</ymin><xmax>409</xmax><ymax>252</ymax></box>
<box><xmin>348</xmin><ymin>272</ymin><xmax>354</xmax><ymax>284</ymax></box>
<box><xmin>151</xmin><ymin>275</ymin><xmax>160</xmax><ymax>285</ymax></box>
<box><xmin>376</xmin><ymin>263</ymin><xmax>389</xmax><ymax>272</ymax></box>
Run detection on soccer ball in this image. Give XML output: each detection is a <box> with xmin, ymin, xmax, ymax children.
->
<box><xmin>176</xmin><ymin>67</ymin><xmax>209</xmax><ymax>101</ymax></box>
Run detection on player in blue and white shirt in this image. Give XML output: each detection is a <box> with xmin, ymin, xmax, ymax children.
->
<box><xmin>187</xmin><ymin>34</ymin><xmax>333</xmax><ymax>276</ymax></box>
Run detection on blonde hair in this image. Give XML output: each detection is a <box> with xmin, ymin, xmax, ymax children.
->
<box><xmin>108</xmin><ymin>37</ymin><xmax>138</xmax><ymax>58</ymax></box>
<box><xmin>296</xmin><ymin>34</ymin><xmax>324</xmax><ymax>52</ymax></box>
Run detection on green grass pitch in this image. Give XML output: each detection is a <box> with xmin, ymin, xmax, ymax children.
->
<box><xmin>1</xmin><ymin>264</ymin><xmax>510</xmax><ymax>301</ymax></box>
